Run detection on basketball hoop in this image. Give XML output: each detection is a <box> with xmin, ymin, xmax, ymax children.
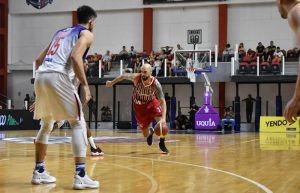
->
<box><xmin>186</xmin><ymin>68</ymin><xmax>196</xmax><ymax>82</ymax></box>
<box><xmin>173</xmin><ymin>49</ymin><xmax>212</xmax><ymax>82</ymax></box>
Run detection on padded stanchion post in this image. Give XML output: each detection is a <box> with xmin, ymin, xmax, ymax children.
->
<box><xmin>170</xmin><ymin>96</ymin><xmax>177</xmax><ymax>129</ymax></box>
<box><xmin>131</xmin><ymin>99</ymin><xmax>137</xmax><ymax>129</ymax></box>
<box><xmin>234</xmin><ymin>96</ymin><xmax>241</xmax><ymax>132</ymax></box>
<box><xmin>276</xmin><ymin>95</ymin><xmax>282</xmax><ymax>116</ymax></box>
<box><xmin>255</xmin><ymin>96</ymin><xmax>261</xmax><ymax>132</ymax></box>
<box><xmin>190</xmin><ymin>96</ymin><xmax>195</xmax><ymax>108</ymax></box>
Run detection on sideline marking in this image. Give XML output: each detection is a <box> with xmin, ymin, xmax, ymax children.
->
<box><xmin>105</xmin><ymin>154</ymin><xmax>273</xmax><ymax>193</ymax></box>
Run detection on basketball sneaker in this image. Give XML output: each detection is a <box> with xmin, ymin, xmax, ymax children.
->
<box><xmin>147</xmin><ymin>127</ymin><xmax>154</xmax><ymax>146</ymax></box>
<box><xmin>159</xmin><ymin>138</ymin><xmax>169</xmax><ymax>154</ymax></box>
<box><xmin>91</xmin><ymin>146</ymin><xmax>104</xmax><ymax>156</ymax></box>
<box><xmin>31</xmin><ymin>170</ymin><xmax>56</xmax><ymax>185</ymax></box>
<box><xmin>73</xmin><ymin>174</ymin><xmax>99</xmax><ymax>190</ymax></box>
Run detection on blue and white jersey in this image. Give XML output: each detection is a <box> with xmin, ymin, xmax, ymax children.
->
<box><xmin>37</xmin><ymin>25</ymin><xmax>89</xmax><ymax>75</ymax></box>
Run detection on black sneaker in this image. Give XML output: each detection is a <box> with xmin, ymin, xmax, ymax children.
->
<box><xmin>147</xmin><ymin>128</ymin><xmax>154</xmax><ymax>146</ymax></box>
<box><xmin>159</xmin><ymin>138</ymin><xmax>169</xmax><ymax>154</ymax></box>
<box><xmin>91</xmin><ymin>146</ymin><xmax>104</xmax><ymax>156</ymax></box>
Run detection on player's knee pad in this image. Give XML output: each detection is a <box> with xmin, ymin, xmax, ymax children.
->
<box><xmin>36</xmin><ymin>118</ymin><xmax>55</xmax><ymax>144</ymax></box>
<box><xmin>69</xmin><ymin>120</ymin><xmax>87</xmax><ymax>157</ymax></box>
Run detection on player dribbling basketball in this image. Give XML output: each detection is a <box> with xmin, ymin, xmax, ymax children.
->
<box><xmin>106</xmin><ymin>63</ymin><xmax>169</xmax><ymax>153</ymax></box>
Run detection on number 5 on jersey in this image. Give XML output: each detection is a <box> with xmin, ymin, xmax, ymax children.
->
<box><xmin>47</xmin><ymin>37</ymin><xmax>63</xmax><ymax>56</ymax></box>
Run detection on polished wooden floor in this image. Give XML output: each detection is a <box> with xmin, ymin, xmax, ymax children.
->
<box><xmin>0</xmin><ymin>129</ymin><xmax>299</xmax><ymax>193</ymax></box>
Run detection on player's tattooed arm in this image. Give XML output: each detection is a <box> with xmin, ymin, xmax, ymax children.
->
<box><xmin>106</xmin><ymin>73</ymin><xmax>138</xmax><ymax>87</ymax></box>
<box><xmin>155</xmin><ymin>80</ymin><xmax>167</xmax><ymax>121</ymax></box>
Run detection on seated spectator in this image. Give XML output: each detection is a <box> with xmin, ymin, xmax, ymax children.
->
<box><xmin>102</xmin><ymin>50</ymin><xmax>112</xmax><ymax>72</ymax></box>
<box><xmin>161</xmin><ymin>46</ymin><xmax>173</xmax><ymax>55</ymax></box>
<box><xmin>153</xmin><ymin>57</ymin><xmax>161</xmax><ymax>76</ymax></box>
<box><xmin>119</xmin><ymin>46</ymin><xmax>129</xmax><ymax>62</ymax></box>
<box><xmin>221</xmin><ymin>107</ymin><xmax>235</xmax><ymax>130</ymax></box>
<box><xmin>125</xmin><ymin>58</ymin><xmax>135</xmax><ymax>73</ymax></box>
<box><xmin>272</xmin><ymin>47</ymin><xmax>284</xmax><ymax>63</ymax></box>
<box><xmin>94</xmin><ymin>53</ymin><xmax>102</xmax><ymax>64</ymax></box>
<box><xmin>247</xmin><ymin>48</ymin><xmax>256</xmax><ymax>59</ymax></box>
<box><xmin>134</xmin><ymin>57</ymin><xmax>142</xmax><ymax>73</ymax></box>
<box><xmin>287</xmin><ymin>47</ymin><xmax>299</xmax><ymax>58</ymax></box>
<box><xmin>238</xmin><ymin>42</ymin><xmax>246</xmax><ymax>61</ymax></box>
<box><xmin>86</xmin><ymin>55</ymin><xmax>96</xmax><ymax>77</ymax></box>
<box><xmin>267</xmin><ymin>41</ymin><xmax>276</xmax><ymax>57</ymax></box>
<box><xmin>158</xmin><ymin>49</ymin><xmax>166</xmax><ymax>60</ymax></box>
<box><xmin>256</xmin><ymin>42</ymin><xmax>265</xmax><ymax>60</ymax></box>
<box><xmin>222</xmin><ymin>44</ymin><xmax>233</xmax><ymax>62</ymax></box>
<box><xmin>128</xmin><ymin>46</ymin><xmax>137</xmax><ymax>59</ymax></box>
<box><xmin>140</xmin><ymin>51</ymin><xmax>148</xmax><ymax>60</ymax></box>
<box><xmin>262</xmin><ymin>48</ymin><xmax>271</xmax><ymax>62</ymax></box>
<box><xmin>148</xmin><ymin>50</ymin><xmax>156</xmax><ymax>64</ymax></box>
<box><xmin>177</xmin><ymin>44</ymin><xmax>184</xmax><ymax>50</ymax></box>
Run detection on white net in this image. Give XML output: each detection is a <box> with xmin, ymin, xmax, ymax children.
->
<box><xmin>174</xmin><ymin>49</ymin><xmax>211</xmax><ymax>82</ymax></box>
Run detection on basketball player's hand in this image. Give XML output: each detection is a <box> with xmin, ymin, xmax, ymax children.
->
<box><xmin>29</xmin><ymin>102</ymin><xmax>35</xmax><ymax>112</ymax></box>
<box><xmin>106</xmin><ymin>81</ymin><xmax>113</xmax><ymax>88</ymax></box>
<box><xmin>283</xmin><ymin>96</ymin><xmax>300</xmax><ymax>123</ymax></box>
<box><xmin>157</xmin><ymin>118</ymin><xmax>166</xmax><ymax>125</ymax></box>
<box><xmin>82</xmin><ymin>85</ymin><xmax>92</xmax><ymax>106</ymax></box>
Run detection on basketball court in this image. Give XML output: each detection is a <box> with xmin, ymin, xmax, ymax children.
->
<box><xmin>0</xmin><ymin>129</ymin><xmax>299</xmax><ymax>193</ymax></box>
<box><xmin>1</xmin><ymin>1</ymin><xmax>300</xmax><ymax>193</ymax></box>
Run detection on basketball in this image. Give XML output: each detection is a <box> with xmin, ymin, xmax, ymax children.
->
<box><xmin>154</xmin><ymin>122</ymin><xmax>169</xmax><ymax>137</ymax></box>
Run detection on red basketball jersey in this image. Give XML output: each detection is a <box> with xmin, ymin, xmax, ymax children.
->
<box><xmin>133</xmin><ymin>75</ymin><xmax>156</xmax><ymax>105</ymax></box>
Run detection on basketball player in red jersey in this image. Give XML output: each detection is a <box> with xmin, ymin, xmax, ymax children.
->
<box><xmin>277</xmin><ymin>0</ymin><xmax>300</xmax><ymax>123</ymax></box>
<box><xmin>106</xmin><ymin>63</ymin><xmax>169</xmax><ymax>153</ymax></box>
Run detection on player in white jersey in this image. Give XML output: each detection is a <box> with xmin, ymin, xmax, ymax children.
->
<box><xmin>31</xmin><ymin>61</ymin><xmax>104</xmax><ymax>156</ymax></box>
<box><xmin>31</xmin><ymin>5</ymin><xmax>99</xmax><ymax>189</ymax></box>
<box><xmin>55</xmin><ymin>63</ymin><xmax>104</xmax><ymax>156</ymax></box>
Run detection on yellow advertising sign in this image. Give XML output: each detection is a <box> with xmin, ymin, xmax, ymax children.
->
<box><xmin>260</xmin><ymin>116</ymin><xmax>300</xmax><ymax>133</ymax></box>
<box><xmin>260</xmin><ymin>133</ymin><xmax>300</xmax><ymax>150</ymax></box>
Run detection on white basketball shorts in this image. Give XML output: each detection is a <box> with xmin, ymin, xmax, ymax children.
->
<box><xmin>34</xmin><ymin>72</ymin><xmax>83</xmax><ymax>121</ymax></box>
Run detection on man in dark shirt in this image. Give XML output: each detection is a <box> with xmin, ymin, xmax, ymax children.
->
<box><xmin>242</xmin><ymin>94</ymin><xmax>256</xmax><ymax>123</ymax></box>
<box><xmin>267</xmin><ymin>41</ymin><xmax>276</xmax><ymax>57</ymax></box>
<box><xmin>256</xmin><ymin>42</ymin><xmax>265</xmax><ymax>60</ymax></box>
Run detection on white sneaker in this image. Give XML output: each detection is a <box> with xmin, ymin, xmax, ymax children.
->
<box><xmin>73</xmin><ymin>174</ymin><xmax>99</xmax><ymax>190</ymax></box>
<box><xmin>31</xmin><ymin>170</ymin><xmax>56</xmax><ymax>185</ymax></box>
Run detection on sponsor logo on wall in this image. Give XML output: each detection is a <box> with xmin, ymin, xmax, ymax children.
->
<box><xmin>0</xmin><ymin>114</ymin><xmax>23</xmax><ymax>126</ymax></box>
<box><xmin>26</xmin><ymin>0</ymin><xmax>53</xmax><ymax>9</ymax></box>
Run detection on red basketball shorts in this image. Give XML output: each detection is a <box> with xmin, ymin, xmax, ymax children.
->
<box><xmin>133</xmin><ymin>98</ymin><xmax>162</xmax><ymax>130</ymax></box>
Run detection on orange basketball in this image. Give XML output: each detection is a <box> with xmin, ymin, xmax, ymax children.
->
<box><xmin>154</xmin><ymin>122</ymin><xmax>169</xmax><ymax>137</ymax></box>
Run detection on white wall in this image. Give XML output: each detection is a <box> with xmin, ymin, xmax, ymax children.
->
<box><xmin>92</xmin><ymin>9</ymin><xmax>143</xmax><ymax>54</ymax></box>
<box><xmin>8</xmin><ymin>13</ymin><xmax>71</xmax><ymax>65</ymax></box>
<box><xmin>228</xmin><ymin>3</ymin><xmax>295</xmax><ymax>51</ymax></box>
<box><xmin>153</xmin><ymin>6</ymin><xmax>218</xmax><ymax>51</ymax></box>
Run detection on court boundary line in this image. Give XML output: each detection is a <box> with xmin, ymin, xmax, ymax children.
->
<box><xmin>104</xmin><ymin>154</ymin><xmax>273</xmax><ymax>193</ymax></box>
<box><xmin>101</xmin><ymin>162</ymin><xmax>158</xmax><ymax>193</ymax></box>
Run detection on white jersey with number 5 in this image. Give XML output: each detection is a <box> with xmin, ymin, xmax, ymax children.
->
<box><xmin>37</xmin><ymin>25</ymin><xmax>89</xmax><ymax>75</ymax></box>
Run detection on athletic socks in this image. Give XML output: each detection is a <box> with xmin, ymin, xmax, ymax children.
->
<box><xmin>76</xmin><ymin>162</ymin><xmax>86</xmax><ymax>177</ymax></box>
<box><xmin>35</xmin><ymin>161</ymin><xmax>45</xmax><ymax>173</ymax></box>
